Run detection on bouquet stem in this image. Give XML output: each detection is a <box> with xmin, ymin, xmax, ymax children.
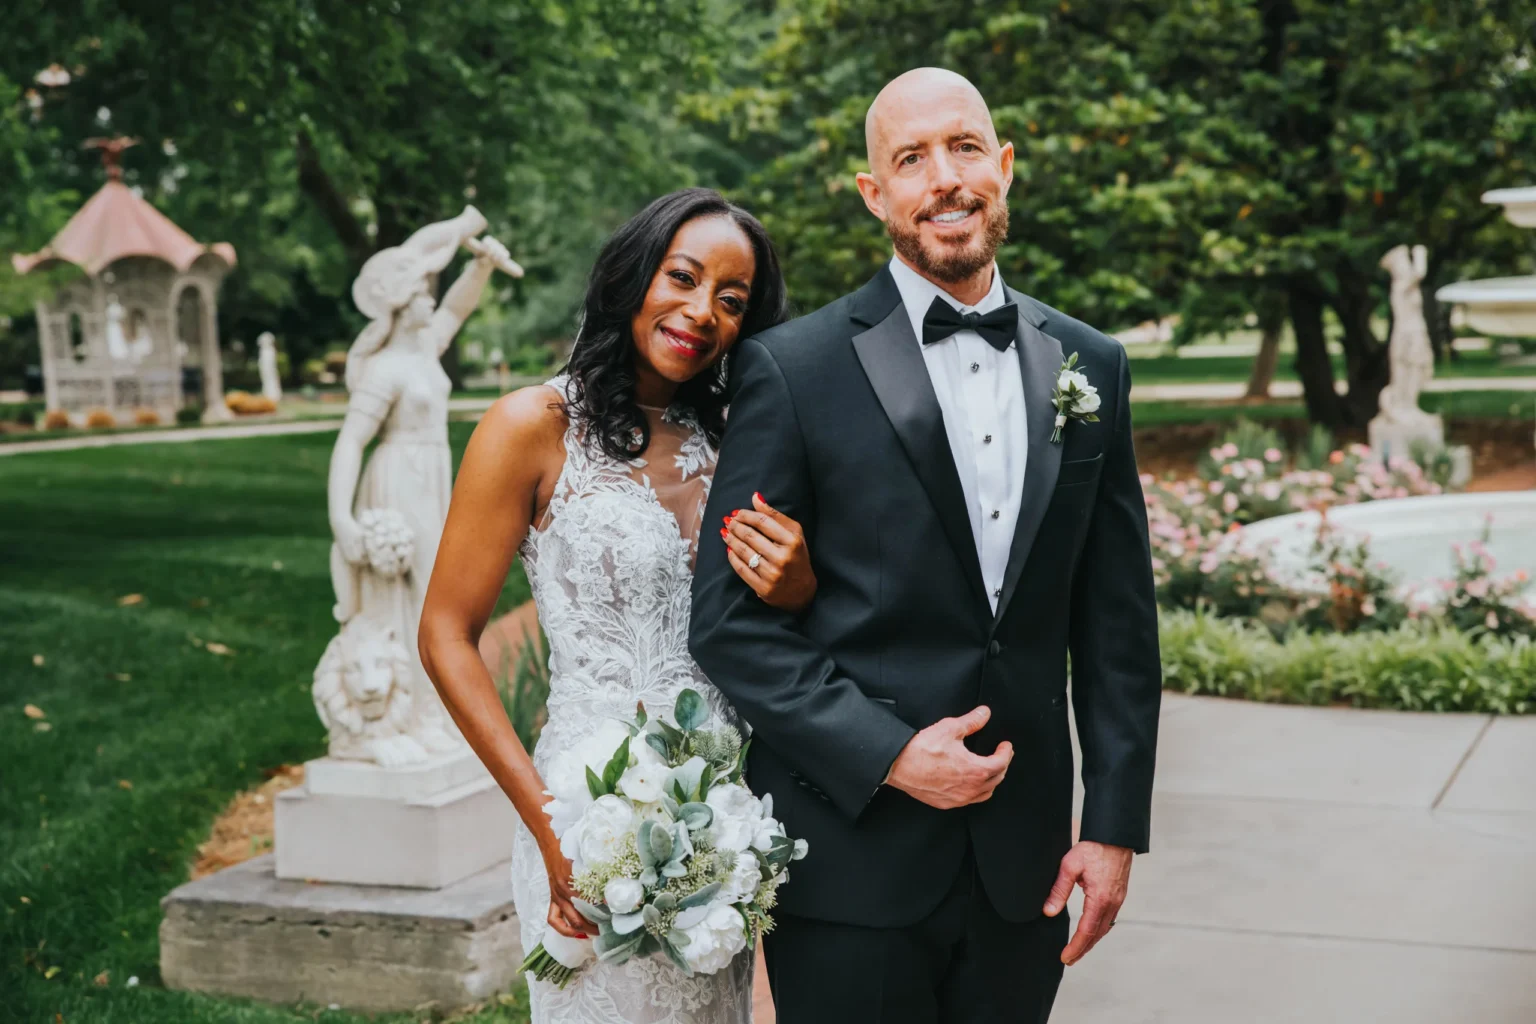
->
<box><xmin>520</xmin><ymin>943</ymin><xmax>578</xmax><ymax>989</ymax></box>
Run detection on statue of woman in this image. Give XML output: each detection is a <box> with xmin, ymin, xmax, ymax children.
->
<box><xmin>325</xmin><ymin>206</ymin><xmax>514</xmax><ymax>757</ymax></box>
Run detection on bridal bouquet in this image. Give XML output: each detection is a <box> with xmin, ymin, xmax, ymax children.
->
<box><xmin>520</xmin><ymin>689</ymin><xmax>808</xmax><ymax>988</ymax></box>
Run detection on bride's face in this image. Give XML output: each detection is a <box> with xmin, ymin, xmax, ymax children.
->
<box><xmin>630</xmin><ymin>215</ymin><xmax>756</xmax><ymax>385</ymax></box>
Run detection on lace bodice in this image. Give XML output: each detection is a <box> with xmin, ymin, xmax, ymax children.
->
<box><xmin>510</xmin><ymin>378</ymin><xmax>752</xmax><ymax>1023</ymax></box>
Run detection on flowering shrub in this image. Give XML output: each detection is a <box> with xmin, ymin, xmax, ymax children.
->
<box><xmin>1197</xmin><ymin>442</ymin><xmax>1442</xmax><ymax>527</ymax></box>
<box><xmin>1407</xmin><ymin>540</ymin><xmax>1536</xmax><ymax>640</ymax></box>
<box><xmin>1291</xmin><ymin>522</ymin><xmax>1407</xmax><ymax>635</ymax></box>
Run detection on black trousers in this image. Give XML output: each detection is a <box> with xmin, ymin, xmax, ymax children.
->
<box><xmin>762</xmin><ymin>853</ymin><xmax>1069</xmax><ymax>1023</ymax></box>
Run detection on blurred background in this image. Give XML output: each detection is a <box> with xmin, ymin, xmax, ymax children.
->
<box><xmin>4</xmin><ymin>2</ymin><xmax>1536</xmax><ymax>1023</ymax></box>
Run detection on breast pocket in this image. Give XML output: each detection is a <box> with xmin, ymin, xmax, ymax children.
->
<box><xmin>1055</xmin><ymin>453</ymin><xmax>1104</xmax><ymax>489</ymax></box>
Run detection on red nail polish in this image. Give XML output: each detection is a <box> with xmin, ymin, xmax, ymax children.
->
<box><xmin>720</xmin><ymin>528</ymin><xmax>728</xmax><ymax>539</ymax></box>
<box><xmin>724</xmin><ymin>515</ymin><xmax>734</xmax><ymax>525</ymax></box>
<box><xmin>753</xmin><ymin>492</ymin><xmax>764</xmax><ymax>504</ymax></box>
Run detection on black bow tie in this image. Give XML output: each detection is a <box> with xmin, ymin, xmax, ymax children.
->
<box><xmin>921</xmin><ymin>296</ymin><xmax>1018</xmax><ymax>352</ymax></box>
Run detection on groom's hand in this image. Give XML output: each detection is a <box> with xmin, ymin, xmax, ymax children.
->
<box><xmin>884</xmin><ymin>706</ymin><xmax>1013</xmax><ymax>809</ymax></box>
<box><xmin>1044</xmin><ymin>840</ymin><xmax>1134</xmax><ymax>966</ymax></box>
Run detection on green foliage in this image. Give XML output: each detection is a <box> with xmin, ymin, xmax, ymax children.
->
<box><xmin>1159</xmin><ymin>608</ymin><xmax>1536</xmax><ymax>714</ymax></box>
<box><xmin>497</xmin><ymin>626</ymin><xmax>551</xmax><ymax>751</ymax></box>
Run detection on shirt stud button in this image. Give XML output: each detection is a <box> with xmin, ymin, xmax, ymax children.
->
<box><xmin>993</xmin><ymin>588</ymin><xmax>1002</xmax><ymax>599</ymax></box>
<box><xmin>991</xmin><ymin>509</ymin><xmax>1001</xmax><ymax>519</ymax></box>
<box><xmin>983</xmin><ymin>434</ymin><xmax>993</xmax><ymax>444</ymax></box>
<box><xmin>970</xmin><ymin>362</ymin><xmax>981</xmax><ymax>373</ymax></box>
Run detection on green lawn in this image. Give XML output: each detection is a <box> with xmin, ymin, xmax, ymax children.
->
<box><xmin>1</xmin><ymin>425</ymin><xmax>532</xmax><ymax>1023</ymax></box>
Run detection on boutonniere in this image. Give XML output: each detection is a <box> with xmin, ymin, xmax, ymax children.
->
<box><xmin>1050</xmin><ymin>352</ymin><xmax>1101</xmax><ymax>443</ymax></box>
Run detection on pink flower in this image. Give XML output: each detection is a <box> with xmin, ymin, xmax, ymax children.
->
<box><xmin>1221</xmin><ymin>443</ymin><xmax>1239</xmax><ymax>458</ymax></box>
<box><xmin>1222</xmin><ymin>493</ymin><xmax>1240</xmax><ymax>514</ymax></box>
<box><xmin>1486</xmin><ymin>611</ymin><xmax>1499</xmax><ymax>630</ymax></box>
<box><xmin>1264</xmin><ymin>448</ymin><xmax>1282</xmax><ymax>463</ymax></box>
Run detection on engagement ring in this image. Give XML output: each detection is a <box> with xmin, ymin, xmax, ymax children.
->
<box><xmin>748</xmin><ymin>553</ymin><xmax>761</xmax><ymax>570</ymax></box>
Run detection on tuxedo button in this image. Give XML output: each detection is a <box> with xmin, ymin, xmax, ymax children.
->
<box><xmin>988</xmin><ymin>640</ymin><xmax>1003</xmax><ymax>656</ymax></box>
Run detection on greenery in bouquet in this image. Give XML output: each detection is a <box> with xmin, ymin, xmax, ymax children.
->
<box><xmin>521</xmin><ymin>689</ymin><xmax>807</xmax><ymax>990</ymax></box>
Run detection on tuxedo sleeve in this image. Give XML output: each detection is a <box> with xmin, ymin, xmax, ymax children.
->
<box><xmin>689</xmin><ymin>336</ymin><xmax>917</xmax><ymax>821</ymax></box>
<box><xmin>1067</xmin><ymin>345</ymin><xmax>1161</xmax><ymax>853</ymax></box>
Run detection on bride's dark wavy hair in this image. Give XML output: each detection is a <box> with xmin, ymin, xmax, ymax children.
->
<box><xmin>561</xmin><ymin>188</ymin><xmax>788</xmax><ymax>462</ymax></box>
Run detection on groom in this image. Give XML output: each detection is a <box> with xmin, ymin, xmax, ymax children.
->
<box><xmin>690</xmin><ymin>68</ymin><xmax>1161</xmax><ymax>1021</ymax></box>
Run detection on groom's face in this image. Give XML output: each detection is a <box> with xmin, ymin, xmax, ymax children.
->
<box><xmin>857</xmin><ymin>82</ymin><xmax>1013</xmax><ymax>284</ymax></box>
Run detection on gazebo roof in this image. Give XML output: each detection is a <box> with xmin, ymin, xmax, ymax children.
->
<box><xmin>11</xmin><ymin>179</ymin><xmax>236</xmax><ymax>277</ymax></box>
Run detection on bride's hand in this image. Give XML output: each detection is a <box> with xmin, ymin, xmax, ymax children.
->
<box><xmin>721</xmin><ymin>492</ymin><xmax>817</xmax><ymax>613</ymax></box>
<box><xmin>542</xmin><ymin>848</ymin><xmax>591</xmax><ymax>940</ymax></box>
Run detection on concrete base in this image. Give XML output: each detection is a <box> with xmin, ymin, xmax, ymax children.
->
<box><xmin>275</xmin><ymin>752</ymin><xmax>516</xmax><ymax>889</ymax></box>
<box><xmin>1368</xmin><ymin>412</ymin><xmax>1444</xmax><ymax>459</ymax></box>
<box><xmin>160</xmin><ymin>855</ymin><xmax>522</xmax><ymax>1013</ymax></box>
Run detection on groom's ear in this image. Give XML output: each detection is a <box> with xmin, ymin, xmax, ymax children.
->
<box><xmin>999</xmin><ymin>141</ymin><xmax>1015</xmax><ymax>193</ymax></box>
<box><xmin>855</xmin><ymin>171</ymin><xmax>886</xmax><ymax>221</ymax></box>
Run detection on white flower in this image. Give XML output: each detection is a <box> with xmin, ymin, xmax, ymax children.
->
<box><xmin>1076</xmin><ymin>390</ymin><xmax>1101</xmax><ymax>414</ymax></box>
<box><xmin>603</xmin><ymin>877</ymin><xmax>644</xmax><ymax>915</ymax></box>
<box><xmin>751</xmin><ymin>815</ymin><xmax>786</xmax><ymax>853</ymax></box>
<box><xmin>705</xmin><ymin>782</ymin><xmax>765</xmax><ymax>854</ymax></box>
<box><xmin>543</xmin><ymin>718</ymin><xmax>633</xmax><ymax>836</ymax></box>
<box><xmin>719</xmin><ymin>851</ymin><xmax>764</xmax><ymax>905</ymax></box>
<box><xmin>1057</xmin><ymin>369</ymin><xmax>1090</xmax><ymax>393</ymax></box>
<box><xmin>679</xmin><ymin>903</ymin><xmax>748</xmax><ymax>975</ymax></box>
<box><xmin>540</xmin><ymin>929</ymin><xmax>595</xmax><ymax>971</ymax></box>
<box><xmin>561</xmin><ymin>794</ymin><xmax>636</xmax><ymax>874</ymax></box>
<box><xmin>618</xmin><ymin>761</ymin><xmax>666</xmax><ymax>804</ymax></box>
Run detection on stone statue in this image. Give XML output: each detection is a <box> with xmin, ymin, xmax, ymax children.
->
<box><xmin>312</xmin><ymin>616</ymin><xmax>426</xmax><ymax>767</ymax></box>
<box><xmin>319</xmin><ymin>205</ymin><xmax>520</xmax><ymax>764</ymax></box>
<box><xmin>105</xmin><ymin>295</ymin><xmax>130</xmax><ymax>362</ymax></box>
<box><xmin>257</xmin><ymin>332</ymin><xmax>283</xmax><ymax>404</ymax></box>
<box><xmin>1369</xmin><ymin>243</ymin><xmax>1446</xmax><ymax>457</ymax></box>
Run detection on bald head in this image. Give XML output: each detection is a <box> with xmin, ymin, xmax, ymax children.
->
<box><xmin>864</xmin><ymin>68</ymin><xmax>999</xmax><ymax>174</ymax></box>
<box><xmin>855</xmin><ymin>68</ymin><xmax>1013</xmax><ymax>294</ymax></box>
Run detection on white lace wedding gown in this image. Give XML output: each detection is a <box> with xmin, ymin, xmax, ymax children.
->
<box><xmin>511</xmin><ymin>379</ymin><xmax>754</xmax><ymax>1023</ymax></box>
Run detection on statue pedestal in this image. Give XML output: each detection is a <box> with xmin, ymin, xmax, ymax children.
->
<box><xmin>160</xmin><ymin>854</ymin><xmax>521</xmax><ymax>1013</ymax></box>
<box><xmin>1368</xmin><ymin>412</ymin><xmax>1444</xmax><ymax>460</ymax></box>
<box><xmin>274</xmin><ymin>750</ymin><xmax>517</xmax><ymax>889</ymax></box>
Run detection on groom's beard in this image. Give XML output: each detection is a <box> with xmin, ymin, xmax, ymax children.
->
<box><xmin>886</xmin><ymin>197</ymin><xmax>1009</xmax><ymax>285</ymax></box>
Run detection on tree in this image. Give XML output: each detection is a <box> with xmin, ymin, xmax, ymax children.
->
<box><xmin>2</xmin><ymin>1</ymin><xmax>721</xmax><ymax>384</ymax></box>
<box><xmin>712</xmin><ymin>0</ymin><xmax>1536</xmax><ymax>427</ymax></box>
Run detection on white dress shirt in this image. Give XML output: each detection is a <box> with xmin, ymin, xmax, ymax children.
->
<box><xmin>887</xmin><ymin>256</ymin><xmax>1027</xmax><ymax>613</ymax></box>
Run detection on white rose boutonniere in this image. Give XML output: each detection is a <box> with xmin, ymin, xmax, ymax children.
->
<box><xmin>1050</xmin><ymin>352</ymin><xmax>1100</xmax><ymax>443</ymax></box>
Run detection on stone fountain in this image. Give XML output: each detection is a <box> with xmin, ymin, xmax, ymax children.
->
<box><xmin>1436</xmin><ymin>187</ymin><xmax>1536</xmax><ymax>336</ymax></box>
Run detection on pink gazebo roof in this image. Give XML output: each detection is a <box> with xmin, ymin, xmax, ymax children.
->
<box><xmin>11</xmin><ymin>179</ymin><xmax>236</xmax><ymax>276</ymax></box>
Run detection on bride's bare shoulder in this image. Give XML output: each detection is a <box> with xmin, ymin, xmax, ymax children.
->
<box><xmin>477</xmin><ymin>384</ymin><xmax>570</xmax><ymax>447</ymax></box>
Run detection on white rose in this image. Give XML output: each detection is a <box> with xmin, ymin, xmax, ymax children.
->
<box><xmin>1076</xmin><ymin>389</ymin><xmax>1101</xmax><ymax>414</ymax></box>
<box><xmin>1057</xmin><ymin>369</ymin><xmax>1090</xmax><ymax>393</ymax></box>
<box><xmin>679</xmin><ymin>903</ymin><xmax>749</xmax><ymax>975</ymax></box>
<box><xmin>751</xmin><ymin>815</ymin><xmax>785</xmax><ymax>853</ymax></box>
<box><xmin>719</xmin><ymin>851</ymin><xmax>764</xmax><ymax>905</ymax></box>
<box><xmin>603</xmin><ymin>877</ymin><xmax>644</xmax><ymax>915</ymax></box>
<box><xmin>560</xmin><ymin>794</ymin><xmax>636</xmax><ymax>874</ymax></box>
<box><xmin>618</xmin><ymin>761</ymin><xmax>666</xmax><ymax>804</ymax></box>
<box><xmin>705</xmin><ymin>783</ymin><xmax>764</xmax><ymax>854</ymax></box>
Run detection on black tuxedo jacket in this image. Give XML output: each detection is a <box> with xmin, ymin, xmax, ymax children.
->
<box><xmin>689</xmin><ymin>267</ymin><xmax>1160</xmax><ymax>928</ymax></box>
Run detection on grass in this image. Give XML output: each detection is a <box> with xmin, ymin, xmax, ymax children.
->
<box><xmin>1</xmin><ymin>425</ymin><xmax>532</xmax><ymax>1023</ymax></box>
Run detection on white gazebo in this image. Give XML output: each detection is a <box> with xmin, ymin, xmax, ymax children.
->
<box><xmin>12</xmin><ymin>138</ymin><xmax>237</xmax><ymax>424</ymax></box>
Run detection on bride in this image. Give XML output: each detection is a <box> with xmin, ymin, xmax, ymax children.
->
<box><xmin>419</xmin><ymin>189</ymin><xmax>812</xmax><ymax>1022</ymax></box>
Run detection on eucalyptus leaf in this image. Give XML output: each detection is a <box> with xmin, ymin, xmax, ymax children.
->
<box><xmin>646</xmin><ymin>732</ymin><xmax>671</xmax><ymax>759</ymax></box>
<box><xmin>675</xmin><ymin>689</ymin><xmax>707</xmax><ymax>732</ymax></box>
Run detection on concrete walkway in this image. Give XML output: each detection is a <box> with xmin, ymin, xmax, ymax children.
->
<box><xmin>1133</xmin><ymin>376</ymin><xmax>1536</xmax><ymax>402</ymax></box>
<box><xmin>1055</xmin><ymin>694</ymin><xmax>1536</xmax><ymax>1023</ymax></box>
<box><xmin>0</xmin><ymin>398</ymin><xmax>497</xmax><ymax>457</ymax></box>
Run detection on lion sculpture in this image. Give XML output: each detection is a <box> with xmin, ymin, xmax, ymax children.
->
<box><xmin>312</xmin><ymin>616</ymin><xmax>430</xmax><ymax>767</ymax></box>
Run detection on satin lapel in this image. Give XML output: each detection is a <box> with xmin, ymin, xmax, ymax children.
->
<box><xmin>994</xmin><ymin>300</ymin><xmax>1065</xmax><ymax>625</ymax></box>
<box><xmin>850</xmin><ymin>305</ymin><xmax>990</xmax><ymax>615</ymax></box>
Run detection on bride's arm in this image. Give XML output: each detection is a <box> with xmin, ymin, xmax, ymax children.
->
<box><xmin>417</xmin><ymin>385</ymin><xmax>589</xmax><ymax>939</ymax></box>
